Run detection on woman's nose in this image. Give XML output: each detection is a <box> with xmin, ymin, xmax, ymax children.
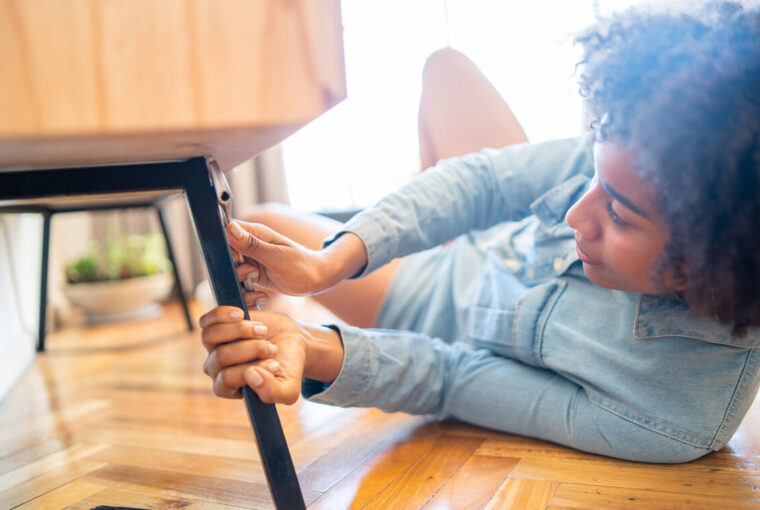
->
<box><xmin>566</xmin><ymin>189</ymin><xmax>601</xmax><ymax>240</ymax></box>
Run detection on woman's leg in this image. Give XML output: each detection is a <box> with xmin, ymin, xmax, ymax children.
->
<box><xmin>244</xmin><ymin>49</ymin><xmax>528</xmax><ymax>328</ymax></box>
<box><xmin>418</xmin><ymin>48</ymin><xmax>528</xmax><ymax>169</ymax></box>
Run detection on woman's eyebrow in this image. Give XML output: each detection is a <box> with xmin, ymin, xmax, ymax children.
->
<box><xmin>599</xmin><ymin>177</ymin><xmax>650</xmax><ymax>219</ymax></box>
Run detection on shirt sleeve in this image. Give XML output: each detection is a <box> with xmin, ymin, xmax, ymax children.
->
<box><xmin>301</xmin><ymin>323</ymin><xmax>483</xmax><ymax>414</ymax></box>
<box><xmin>324</xmin><ymin>136</ymin><xmax>593</xmax><ymax>277</ymax></box>
<box><xmin>301</xmin><ymin>322</ymin><xmax>710</xmax><ymax>463</ymax></box>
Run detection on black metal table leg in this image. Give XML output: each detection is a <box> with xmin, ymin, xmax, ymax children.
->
<box><xmin>37</xmin><ymin>212</ymin><xmax>52</xmax><ymax>353</ymax></box>
<box><xmin>155</xmin><ymin>205</ymin><xmax>194</xmax><ymax>332</ymax></box>
<box><xmin>183</xmin><ymin>159</ymin><xmax>305</xmax><ymax>510</ymax></box>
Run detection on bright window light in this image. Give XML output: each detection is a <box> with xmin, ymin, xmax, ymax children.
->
<box><xmin>283</xmin><ymin>0</ymin><xmax>647</xmax><ymax>212</ymax></box>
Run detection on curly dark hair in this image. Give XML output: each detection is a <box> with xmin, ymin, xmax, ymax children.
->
<box><xmin>576</xmin><ymin>1</ymin><xmax>760</xmax><ymax>335</ymax></box>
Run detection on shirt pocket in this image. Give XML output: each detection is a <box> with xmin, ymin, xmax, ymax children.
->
<box><xmin>465</xmin><ymin>252</ymin><xmax>524</xmax><ymax>357</ymax></box>
<box><xmin>467</xmin><ymin>305</ymin><xmax>519</xmax><ymax>358</ymax></box>
<box><xmin>466</xmin><ymin>256</ymin><xmax>566</xmax><ymax>366</ymax></box>
<box><xmin>465</xmin><ymin>251</ymin><xmax>566</xmax><ymax>361</ymax></box>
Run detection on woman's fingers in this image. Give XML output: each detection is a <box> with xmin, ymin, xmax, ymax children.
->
<box><xmin>213</xmin><ymin>363</ymin><xmax>250</xmax><ymax>399</ymax></box>
<box><xmin>244</xmin><ymin>365</ymin><xmax>300</xmax><ymax>405</ymax></box>
<box><xmin>234</xmin><ymin>263</ymin><xmax>270</xmax><ymax>301</ymax></box>
<box><xmin>200</xmin><ymin>308</ymin><xmax>305</xmax><ymax>403</ymax></box>
<box><xmin>203</xmin><ymin>338</ymin><xmax>278</xmax><ymax>378</ymax></box>
<box><xmin>225</xmin><ymin>219</ymin><xmax>327</xmax><ymax>297</ymax></box>
<box><xmin>236</xmin><ymin>262</ymin><xmax>259</xmax><ymax>283</ymax></box>
<box><xmin>199</xmin><ymin>306</ymin><xmax>245</xmax><ymax>329</ymax></box>
<box><xmin>228</xmin><ymin>221</ymin><xmax>282</xmax><ymax>263</ymax></box>
<box><xmin>212</xmin><ymin>358</ymin><xmax>289</xmax><ymax>401</ymax></box>
<box><xmin>200</xmin><ymin>318</ymin><xmax>268</xmax><ymax>352</ymax></box>
<box><xmin>244</xmin><ymin>290</ymin><xmax>269</xmax><ymax>309</ymax></box>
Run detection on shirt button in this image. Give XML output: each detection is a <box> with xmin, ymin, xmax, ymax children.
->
<box><xmin>553</xmin><ymin>257</ymin><xmax>564</xmax><ymax>273</ymax></box>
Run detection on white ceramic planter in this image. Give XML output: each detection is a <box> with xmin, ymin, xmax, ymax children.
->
<box><xmin>63</xmin><ymin>273</ymin><xmax>173</xmax><ymax>324</ymax></box>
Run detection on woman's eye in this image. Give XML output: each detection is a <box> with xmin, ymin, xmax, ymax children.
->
<box><xmin>606</xmin><ymin>202</ymin><xmax>627</xmax><ymax>226</ymax></box>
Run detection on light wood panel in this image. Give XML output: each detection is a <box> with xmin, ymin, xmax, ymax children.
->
<box><xmin>2</xmin><ymin>299</ymin><xmax>760</xmax><ymax>509</ymax></box>
<box><xmin>549</xmin><ymin>483</ymin><xmax>760</xmax><ymax>510</ymax></box>
<box><xmin>362</xmin><ymin>435</ymin><xmax>484</xmax><ymax>509</ymax></box>
<box><xmin>486</xmin><ymin>479</ymin><xmax>559</xmax><ymax>510</ymax></box>
<box><xmin>0</xmin><ymin>0</ymin><xmax>345</xmax><ymax>170</ymax></box>
<box><xmin>307</xmin><ymin>421</ymin><xmax>443</xmax><ymax>510</ymax></box>
<box><xmin>424</xmin><ymin>454</ymin><xmax>518</xmax><ymax>509</ymax></box>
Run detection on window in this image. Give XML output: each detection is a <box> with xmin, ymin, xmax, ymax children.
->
<box><xmin>283</xmin><ymin>0</ymin><xmax>646</xmax><ymax>212</ymax></box>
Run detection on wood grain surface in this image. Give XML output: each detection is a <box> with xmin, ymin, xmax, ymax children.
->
<box><xmin>0</xmin><ymin>0</ymin><xmax>345</xmax><ymax>170</ymax></box>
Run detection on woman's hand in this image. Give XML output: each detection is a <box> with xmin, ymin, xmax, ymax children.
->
<box><xmin>199</xmin><ymin>306</ymin><xmax>308</xmax><ymax>404</ymax></box>
<box><xmin>227</xmin><ymin>220</ymin><xmax>367</xmax><ymax>297</ymax></box>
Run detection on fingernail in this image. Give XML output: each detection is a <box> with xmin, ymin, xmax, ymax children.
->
<box><xmin>254</xmin><ymin>324</ymin><xmax>267</xmax><ymax>335</ymax></box>
<box><xmin>268</xmin><ymin>343</ymin><xmax>278</xmax><ymax>355</ymax></box>
<box><xmin>246</xmin><ymin>367</ymin><xmax>263</xmax><ymax>387</ymax></box>
<box><xmin>267</xmin><ymin>361</ymin><xmax>280</xmax><ymax>374</ymax></box>
<box><xmin>230</xmin><ymin>222</ymin><xmax>245</xmax><ymax>240</ymax></box>
<box><xmin>246</xmin><ymin>268</ymin><xmax>259</xmax><ymax>279</ymax></box>
<box><xmin>256</xmin><ymin>297</ymin><xmax>269</xmax><ymax>306</ymax></box>
<box><xmin>230</xmin><ymin>309</ymin><xmax>244</xmax><ymax>319</ymax></box>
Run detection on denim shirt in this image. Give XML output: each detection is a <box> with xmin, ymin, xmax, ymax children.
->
<box><xmin>309</xmin><ymin>137</ymin><xmax>760</xmax><ymax>460</ymax></box>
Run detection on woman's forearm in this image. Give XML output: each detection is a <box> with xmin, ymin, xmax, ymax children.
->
<box><xmin>299</xmin><ymin>322</ymin><xmax>344</xmax><ymax>383</ymax></box>
<box><xmin>319</xmin><ymin>232</ymin><xmax>368</xmax><ymax>287</ymax></box>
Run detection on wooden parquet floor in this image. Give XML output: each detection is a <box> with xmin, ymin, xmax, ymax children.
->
<box><xmin>2</xmin><ymin>299</ymin><xmax>760</xmax><ymax>509</ymax></box>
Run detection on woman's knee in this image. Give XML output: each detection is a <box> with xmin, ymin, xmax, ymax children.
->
<box><xmin>422</xmin><ymin>48</ymin><xmax>477</xmax><ymax>85</ymax></box>
<box><xmin>239</xmin><ymin>201</ymin><xmax>293</xmax><ymax>224</ymax></box>
<box><xmin>238</xmin><ymin>202</ymin><xmax>342</xmax><ymax>250</ymax></box>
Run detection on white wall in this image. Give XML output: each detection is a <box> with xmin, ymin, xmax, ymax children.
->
<box><xmin>0</xmin><ymin>214</ymin><xmax>41</xmax><ymax>401</ymax></box>
<box><xmin>0</xmin><ymin>211</ymin><xmax>96</xmax><ymax>401</ymax></box>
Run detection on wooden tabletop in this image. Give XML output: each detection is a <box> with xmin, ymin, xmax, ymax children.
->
<box><xmin>0</xmin><ymin>0</ymin><xmax>345</xmax><ymax>171</ymax></box>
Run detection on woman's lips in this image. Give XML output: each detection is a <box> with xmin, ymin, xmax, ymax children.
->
<box><xmin>576</xmin><ymin>243</ymin><xmax>602</xmax><ymax>265</ymax></box>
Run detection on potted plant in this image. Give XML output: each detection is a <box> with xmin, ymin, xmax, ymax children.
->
<box><xmin>62</xmin><ymin>233</ymin><xmax>174</xmax><ymax>324</ymax></box>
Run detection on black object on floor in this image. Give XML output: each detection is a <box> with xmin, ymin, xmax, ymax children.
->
<box><xmin>90</xmin><ymin>506</ymin><xmax>150</xmax><ymax>510</ymax></box>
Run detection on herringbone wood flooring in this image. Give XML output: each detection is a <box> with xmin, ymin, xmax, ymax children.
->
<box><xmin>2</xmin><ymin>299</ymin><xmax>760</xmax><ymax>509</ymax></box>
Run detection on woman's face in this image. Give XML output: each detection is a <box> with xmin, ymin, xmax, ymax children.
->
<box><xmin>566</xmin><ymin>141</ymin><xmax>672</xmax><ymax>294</ymax></box>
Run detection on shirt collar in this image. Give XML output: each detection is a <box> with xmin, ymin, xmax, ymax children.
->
<box><xmin>530</xmin><ymin>174</ymin><xmax>590</xmax><ymax>232</ymax></box>
<box><xmin>634</xmin><ymin>294</ymin><xmax>760</xmax><ymax>347</ymax></box>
